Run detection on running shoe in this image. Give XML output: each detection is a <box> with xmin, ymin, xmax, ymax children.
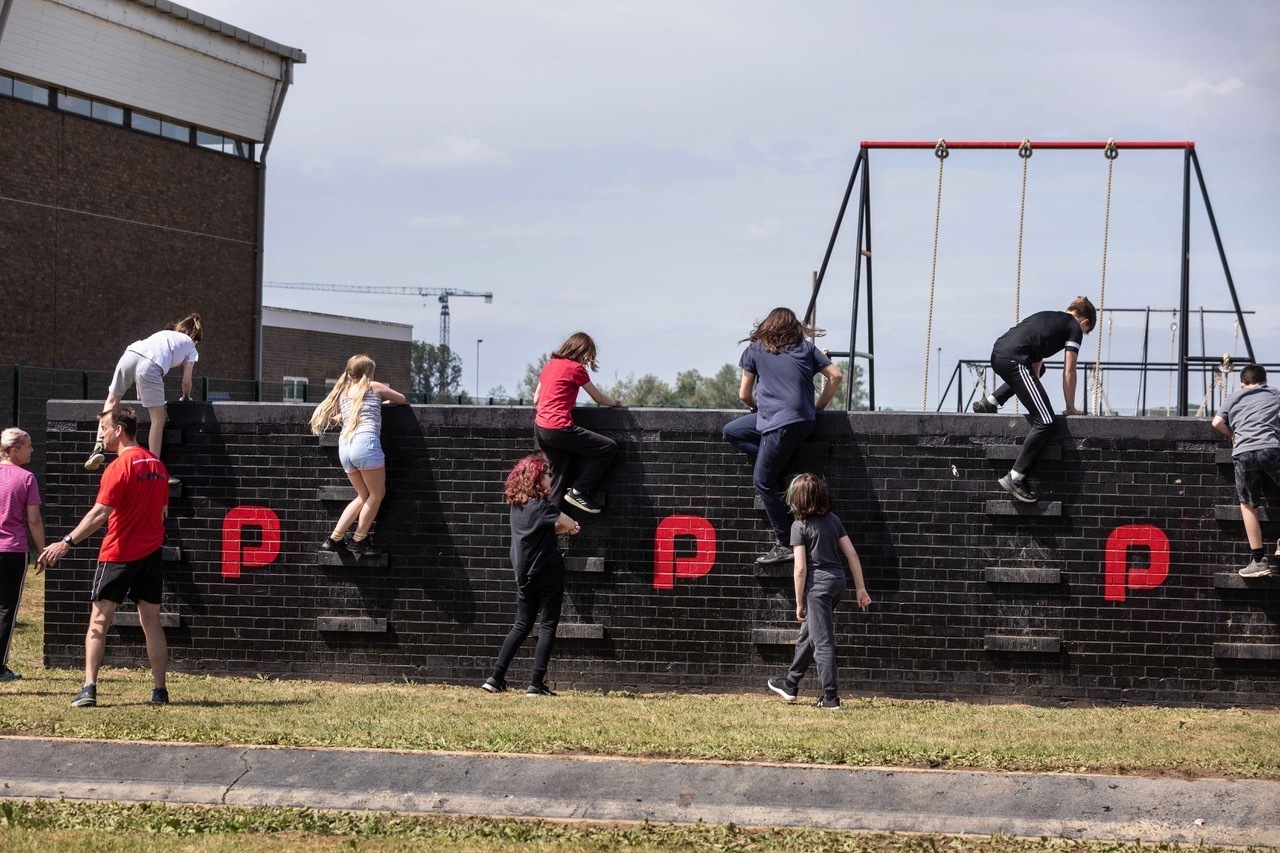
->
<box><xmin>71</xmin><ymin>684</ymin><xmax>97</xmax><ymax>708</ymax></box>
<box><xmin>767</xmin><ymin>677</ymin><xmax>797</xmax><ymax>703</ymax></box>
<box><xmin>998</xmin><ymin>474</ymin><xmax>1037</xmax><ymax>503</ymax></box>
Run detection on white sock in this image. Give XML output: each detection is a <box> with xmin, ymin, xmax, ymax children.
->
<box><xmin>1009</xmin><ymin>470</ymin><xmax>1025</xmax><ymax>482</ymax></box>
<box><xmin>986</xmin><ymin>395</ymin><xmax>998</xmax><ymax>405</ymax></box>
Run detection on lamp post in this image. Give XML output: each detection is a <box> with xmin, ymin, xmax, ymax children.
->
<box><xmin>475</xmin><ymin>338</ymin><xmax>483</xmax><ymax>401</ymax></box>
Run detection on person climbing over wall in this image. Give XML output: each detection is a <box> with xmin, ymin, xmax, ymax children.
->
<box><xmin>533</xmin><ymin>332</ymin><xmax>624</xmax><ymax>514</ymax></box>
<box><xmin>766</xmin><ymin>473</ymin><xmax>871</xmax><ymax>710</ymax></box>
<box><xmin>482</xmin><ymin>452</ymin><xmax>579</xmax><ymax>697</ymax></box>
<box><xmin>1212</xmin><ymin>363</ymin><xmax>1280</xmax><ymax>578</ymax></box>
<box><xmin>723</xmin><ymin>307</ymin><xmax>843</xmax><ymax>564</ymax></box>
<box><xmin>85</xmin><ymin>313</ymin><xmax>203</xmax><ymax>485</ymax></box>
<box><xmin>309</xmin><ymin>355</ymin><xmax>406</xmax><ymax>559</ymax></box>
<box><xmin>972</xmin><ymin>296</ymin><xmax>1096</xmax><ymax>503</ymax></box>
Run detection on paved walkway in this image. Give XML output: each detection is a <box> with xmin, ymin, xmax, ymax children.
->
<box><xmin>0</xmin><ymin>737</ymin><xmax>1275</xmax><ymax>846</ymax></box>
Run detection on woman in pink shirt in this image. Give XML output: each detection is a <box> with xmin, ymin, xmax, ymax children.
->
<box><xmin>0</xmin><ymin>428</ymin><xmax>45</xmax><ymax>682</ymax></box>
<box><xmin>533</xmin><ymin>333</ymin><xmax>624</xmax><ymax>514</ymax></box>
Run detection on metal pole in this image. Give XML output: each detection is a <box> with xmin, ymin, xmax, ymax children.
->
<box><xmin>1137</xmin><ymin>307</ymin><xmax>1150</xmax><ymax>416</ymax></box>
<box><xmin>863</xmin><ymin>153</ymin><xmax>876</xmax><ymax>411</ymax></box>
<box><xmin>805</xmin><ymin>149</ymin><xmax>865</xmax><ymax>323</ymax></box>
<box><xmin>1177</xmin><ymin>149</ymin><xmax>1192</xmax><ymax>416</ymax></box>
<box><xmin>845</xmin><ymin>153</ymin><xmax>868</xmax><ymax>410</ymax></box>
<box><xmin>475</xmin><ymin>338</ymin><xmax>483</xmax><ymax>401</ymax></box>
<box><xmin>1190</xmin><ymin>149</ymin><xmax>1255</xmax><ymax>362</ymax></box>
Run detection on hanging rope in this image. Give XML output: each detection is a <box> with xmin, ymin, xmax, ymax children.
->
<box><xmin>1092</xmin><ymin>138</ymin><xmax>1118</xmax><ymax>414</ymax></box>
<box><xmin>922</xmin><ymin>138</ymin><xmax>948</xmax><ymax>411</ymax></box>
<box><xmin>1167</xmin><ymin>321</ymin><xmax>1177</xmax><ymax>415</ymax></box>
<box><xmin>1014</xmin><ymin>139</ymin><xmax>1032</xmax><ymax>325</ymax></box>
<box><xmin>1196</xmin><ymin>354</ymin><xmax>1234</xmax><ymax>417</ymax></box>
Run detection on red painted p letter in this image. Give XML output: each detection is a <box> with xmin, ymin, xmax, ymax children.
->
<box><xmin>653</xmin><ymin>515</ymin><xmax>717</xmax><ymax>590</ymax></box>
<box><xmin>221</xmin><ymin>506</ymin><xmax>282</xmax><ymax>580</ymax></box>
<box><xmin>1104</xmin><ymin>524</ymin><xmax>1170</xmax><ymax>602</ymax></box>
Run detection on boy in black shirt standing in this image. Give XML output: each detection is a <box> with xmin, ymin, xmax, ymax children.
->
<box><xmin>972</xmin><ymin>297</ymin><xmax>1096</xmax><ymax>502</ymax></box>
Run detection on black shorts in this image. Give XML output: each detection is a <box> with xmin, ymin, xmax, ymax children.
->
<box><xmin>1232</xmin><ymin>447</ymin><xmax>1280</xmax><ymax>508</ymax></box>
<box><xmin>91</xmin><ymin>548</ymin><xmax>164</xmax><ymax>604</ymax></box>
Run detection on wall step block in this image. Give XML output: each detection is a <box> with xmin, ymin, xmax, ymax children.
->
<box><xmin>753</xmin><ymin>561</ymin><xmax>793</xmax><ymax>579</ymax></box>
<box><xmin>1213</xmin><ymin>643</ymin><xmax>1280</xmax><ymax>661</ymax></box>
<box><xmin>316</xmin><ymin>551</ymin><xmax>389</xmax><ymax>568</ymax></box>
<box><xmin>114</xmin><ymin>611</ymin><xmax>181</xmax><ymax>628</ymax></box>
<box><xmin>168</xmin><ymin>482</ymin><xmax>183</xmax><ymax>499</ymax></box>
<box><xmin>318</xmin><ymin>433</ymin><xmax>340</xmax><ymax>447</ymax></box>
<box><xmin>162</xmin><ymin>545</ymin><xmax>183</xmax><ymax>562</ymax></box>
<box><xmin>556</xmin><ymin>622</ymin><xmax>605</xmax><ymax>640</ymax></box>
<box><xmin>984</xmin><ymin>567</ymin><xmax>1062</xmax><ymax>585</ymax></box>
<box><xmin>984</xmin><ymin>501</ymin><xmax>1063</xmax><ymax>517</ymax></box>
<box><xmin>984</xmin><ymin>635</ymin><xmax>1062</xmax><ymax>654</ymax></box>
<box><xmin>984</xmin><ymin>445</ymin><xmax>1062</xmax><ymax>462</ymax></box>
<box><xmin>317</xmin><ymin>616</ymin><xmax>387</xmax><ymax>633</ymax></box>
<box><xmin>566</xmin><ymin>556</ymin><xmax>605</xmax><ymax>574</ymax></box>
<box><xmin>1215</xmin><ymin>505</ymin><xmax>1270</xmax><ymax>522</ymax></box>
<box><xmin>1213</xmin><ymin>572</ymin><xmax>1280</xmax><ymax>591</ymax></box>
<box><xmin>1216</xmin><ymin>447</ymin><xmax>1233</xmax><ymax>465</ymax></box>
<box><xmin>318</xmin><ymin>485</ymin><xmax>352</xmax><ymax>501</ymax></box>
<box><xmin>751</xmin><ymin>628</ymin><xmax>798</xmax><ymax>646</ymax></box>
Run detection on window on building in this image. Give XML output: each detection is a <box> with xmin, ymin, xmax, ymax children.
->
<box><xmin>161</xmin><ymin>120</ymin><xmax>190</xmax><ymax>142</ymax></box>
<box><xmin>0</xmin><ymin>75</ymin><xmax>12</xmax><ymax>97</ymax></box>
<box><xmin>91</xmin><ymin>101</ymin><xmax>125</xmax><ymax>124</ymax></box>
<box><xmin>57</xmin><ymin>92</ymin><xmax>91</xmax><ymax>116</ymax></box>
<box><xmin>283</xmin><ymin>377</ymin><xmax>309</xmax><ymax>403</ymax></box>
<box><xmin>11</xmin><ymin>79</ymin><xmax>50</xmax><ymax>106</ymax></box>
<box><xmin>131</xmin><ymin>111</ymin><xmax>162</xmax><ymax>134</ymax></box>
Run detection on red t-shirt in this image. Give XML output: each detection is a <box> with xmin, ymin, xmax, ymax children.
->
<box><xmin>96</xmin><ymin>445</ymin><xmax>169</xmax><ymax>562</ymax></box>
<box><xmin>535</xmin><ymin>358</ymin><xmax>590</xmax><ymax>429</ymax></box>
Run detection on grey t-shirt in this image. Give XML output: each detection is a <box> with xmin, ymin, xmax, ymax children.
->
<box><xmin>1216</xmin><ymin>384</ymin><xmax>1280</xmax><ymax>456</ymax></box>
<box><xmin>739</xmin><ymin>340</ymin><xmax>833</xmax><ymax>433</ymax></box>
<box><xmin>790</xmin><ymin>512</ymin><xmax>849</xmax><ymax>576</ymax></box>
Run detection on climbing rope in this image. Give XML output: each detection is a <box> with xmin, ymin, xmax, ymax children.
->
<box><xmin>1092</xmin><ymin>139</ymin><xmax>1118</xmax><ymax>414</ymax></box>
<box><xmin>1195</xmin><ymin>354</ymin><xmax>1234</xmax><ymax>417</ymax></box>
<box><xmin>1167</xmin><ymin>321</ymin><xmax>1177</xmax><ymax>415</ymax></box>
<box><xmin>922</xmin><ymin>138</ymin><xmax>948</xmax><ymax>411</ymax></box>
<box><xmin>1014</xmin><ymin>139</ymin><xmax>1032</xmax><ymax>325</ymax></box>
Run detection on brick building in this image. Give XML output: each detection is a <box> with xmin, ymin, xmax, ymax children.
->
<box><xmin>0</xmin><ymin>0</ymin><xmax>305</xmax><ymax>380</ymax></box>
<box><xmin>261</xmin><ymin>306</ymin><xmax>414</xmax><ymax>401</ymax></box>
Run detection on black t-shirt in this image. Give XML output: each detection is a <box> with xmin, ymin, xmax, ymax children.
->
<box><xmin>789</xmin><ymin>512</ymin><xmax>849</xmax><ymax>576</ymax></box>
<box><xmin>509</xmin><ymin>499</ymin><xmax>564</xmax><ymax>586</ymax></box>
<box><xmin>992</xmin><ymin>311</ymin><xmax>1083</xmax><ymax>364</ymax></box>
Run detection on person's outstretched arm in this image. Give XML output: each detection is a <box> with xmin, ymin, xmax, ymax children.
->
<box><xmin>180</xmin><ymin>361</ymin><xmax>195</xmax><ymax>401</ymax></box>
<box><xmin>815</xmin><ymin>363</ymin><xmax>843</xmax><ymax>410</ymax></box>
<box><xmin>583</xmin><ymin>381</ymin><xmax>623</xmax><ymax>408</ymax></box>
<box><xmin>792</xmin><ymin>545</ymin><xmax>808</xmax><ymax>622</ymax></box>
<box><xmin>739</xmin><ymin>371</ymin><xmax>757</xmax><ymax>411</ymax></box>
<box><xmin>1061</xmin><ymin>350</ymin><xmax>1080</xmax><ymax>415</ymax></box>
<box><xmin>372</xmin><ymin>381</ymin><xmax>406</xmax><ymax>405</ymax></box>
<box><xmin>838</xmin><ymin>536</ymin><xmax>872</xmax><ymax>611</ymax></box>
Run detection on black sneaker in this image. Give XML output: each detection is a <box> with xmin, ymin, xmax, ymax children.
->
<box><xmin>1239</xmin><ymin>557</ymin><xmax>1273</xmax><ymax>578</ymax></box>
<box><xmin>319</xmin><ymin>534</ymin><xmax>350</xmax><ymax>553</ymax></box>
<box><xmin>564</xmin><ymin>489</ymin><xmax>603</xmax><ymax>514</ymax></box>
<box><xmin>71</xmin><ymin>683</ymin><xmax>97</xmax><ymax>708</ymax></box>
<box><xmin>481</xmin><ymin>677</ymin><xmax>507</xmax><ymax>694</ymax></box>
<box><xmin>755</xmin><ymin>544</ymin><xmax>793</xmax><ymax>564</ymax></box>
<box><xmin>151</xmin><ymin>687</ymin><xmax>170</xmax><ymax>706</ymax></box>
<box><xmin>972</xmin><ymin>397</ymin><xmax>998</xmax><ymax>414</ymax></box>
<box><xmin>348</xmin><ymin>537</ymin><xmax>382</xmax><ymax>559</ymax></box>
<box><xmin>84</xmin><ymin>445</ymin><xmax>106</xmax><ymax>471</ymax></box>
<box><xmin>767</xmin><ymin>677</ymin><xmax>797</xmax><ymax>703</ymax></box>
<box><xmin>526</xmin><ymin>683</ymin><xmax>557</xmax><ymax>697</ymax></box>
<box><xmin>813</xmin><ymin>696</ymin><xmax>841</xmax><ymax>710</ymax></box>
<box><xmin>0</xmin><ymin>666</ymin><xmax>22</xmax><ymax>682</ymax></box>
<box><xmin>998</xmin><ymin>474</ymin><xmax>1038</xmax><ymax>503</ymax></box>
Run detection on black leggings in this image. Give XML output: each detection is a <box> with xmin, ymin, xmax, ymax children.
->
<box><xmin>535</xmin><ymin>425</ymin><xmax>617</xmax><ymax>503</ymax></box>
<box><xmin>0</xmin><ymin>551</ymin><xmax>28</xmax><ymax>667</ymax></box>
<box><xmin>490</xmin><ymin>570</ymin><xmax>565</xmax><ymax>688</ymax></box>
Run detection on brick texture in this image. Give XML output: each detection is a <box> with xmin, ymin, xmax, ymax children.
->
<box><xmin>260</xmin><ymin>327</ymin><xmax>412</xmax><ymax>401</ymax></box>
<box><xmin>40</xmin><ymin>402</ymin><xmax>1280</xmax><ymax>706</ymax></box>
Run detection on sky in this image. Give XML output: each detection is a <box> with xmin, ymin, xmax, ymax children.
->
<box><xmin>195</xmin><ymin>0</ymin><xmax>1280</xmax><ymax>412</ymax></box>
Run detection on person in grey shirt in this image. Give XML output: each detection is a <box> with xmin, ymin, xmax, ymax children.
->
<box><xmin>1212</xmin><ymin>363</ymin><xmax>1280</xmax><ymax>577</ymax></box>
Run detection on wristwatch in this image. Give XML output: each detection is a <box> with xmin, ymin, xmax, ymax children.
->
<box><xmin>61</xmin><ymin>534</ymin><xmax>74</xmax><ymax>546</ymax></box>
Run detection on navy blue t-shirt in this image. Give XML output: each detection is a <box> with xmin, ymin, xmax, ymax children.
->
<box><xmin>739</xmin><ymin>339</ymin><xmax>833</xmax><ymax>433</ymax></box>
<box><xmin>992</xmin><ymin>311</ymin><xmax>1083</xmax><ymax>364</ymax></box>
<box><xmin>509</xmin><ymin>498</ymin><xmax>564</xmax><ymax>587</ymax></box>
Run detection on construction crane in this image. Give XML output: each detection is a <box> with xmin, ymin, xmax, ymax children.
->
<box><xmin>264</xmin><ymin>281</ymin><xmax>494</xmax><ymax>349</ymax></box>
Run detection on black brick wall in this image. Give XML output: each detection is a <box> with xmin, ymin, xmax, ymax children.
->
<box><xmin>40</xmin><ymin>402</ymin><xmax>1280</xmax><ymax>706</ymax></box>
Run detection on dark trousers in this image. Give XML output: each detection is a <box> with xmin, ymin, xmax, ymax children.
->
<box><xmin>786</xmin><ymin>569</ymin><xmax>846</xmax><ymax>699</ymax></box>
<box><xmin>988</xmin><ymin>361</ymin><xmax>1045</xmax><ymax>407</ymax></box>
<box><xmin>723</xmin><ymin>414</ymin><xmax>814</xmax><ymax>544</ymax></box>
<box><xmin>535</xmin><ymin>424</ymin><xmax>617</xmax><ymax>504</ymax></box>
<box><xmin>491</xmin><ymin>569</ymin><xmax>565</xmax><ymax>688</ymax></box>
<box><xmin>991</xmin><ymin>352</ymin><xmax>1057</xmax><ymax>475</ymax></box>
<box><xmin>0</xmin><ymin>551</ymin><xmax>28</xmax><ymax>667</ymax></box>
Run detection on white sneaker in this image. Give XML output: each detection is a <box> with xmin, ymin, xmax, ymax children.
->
<box><xmin>1239</xmin><ymin>557</ymin><xmax>1273</xmax><ymax>578</ymax></box>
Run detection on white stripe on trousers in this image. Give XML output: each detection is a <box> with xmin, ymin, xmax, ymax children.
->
<box><xmin>1016</xmin><ymin>362</ymin><xmax>1054</xmax><ymax>424</ymax></box>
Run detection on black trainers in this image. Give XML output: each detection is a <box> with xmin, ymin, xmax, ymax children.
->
<box><xmin>972</xmin><ymin>397</ymin><xmax>998</xmax><ymax>414</ymax></box>
<box><xmin>84</xmin><ymin>445</ymin><xmax>106</xmax><ymax>471</ymax></box>
<box><xmin>813</xmin><ymin>696</ymin><xmax>841</xmax><ymax>710</ymax></box>
<box><xmin>71</xmin><ymin>683</ymin><xmax>97</xmax><ymax>707</ymax></box>
<box><xmin>348</xmin><ymin>537</ymin><xmax>382</xmax><ymax>559</ymax></box>
<box><xmin>319</xmin><ymin>534</ymin><xmax>350</xmax><ymax>553</ymax></box>
<box><xmin>564</xmin><ymin>489</ymin><xmax>603</xmax><ymax>514</ymax></box>
<box><xmin>767</xmin><ymin>677</ymin><xmax>797</xmax><ymax>703</ymax></box>
<box><xmin>998</xmin><ymin>474</ymin><xmax>1038</xmax><ymax>503</ymax></box>
<box><xmin>756</xmin><ymin>543</ymin><xmax>794</xmax><ymax>564</ymax></box>
<box><xmin>481</xmin><ymin>677</ymin><xmax>507</xmax><ymax>694</ymax></box>
<box><xmin>1239</xmin><ymin>557</ymin><xmax>1273</xmax><ymax>578</ymax></box>
<box><xmin>0</xmin><ymin>665</ymin><xmax>22</xmax><ymax>682</ymax></box>
<box><xmin>151</xmin><ymin>687</ymin><xmax>170</xmax><ymax>705</ymax></box>
<box><xmin>526</xmin><ymin>683</ymin><xmax>557</xmax><ymax>697</ymax></box>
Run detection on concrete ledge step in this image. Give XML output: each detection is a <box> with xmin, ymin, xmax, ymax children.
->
<box><xmin>985</xmin><ymin>567</ymin><xmax>1061</xmax><ymax>584</ymax></box>
<box><xmin>1215</xmin><ymin>505</ymin><xmax>1269</xmax><ymax>522</ymax></box>
<box><xmin>566</xmin><ymin>556</ymin><xmax>605</xmax><ymax>574</ymax></box>
<box><xmin>114</xmin><ymin>611</ymin><xmax>180</xmax><ymax>628</ymax></box>
<box><xmin>556</xmin><ymin>622</ymin><xmax>605</xmax><ymax>640</ymax></box>
<box><xmin>316</xmin><ymin>616</ymin><xmax>387</xmax><ymax>633</ymax></box>
<box><xmin>1213</xmin><ymin>572</ymin><xmax>1280</xmax><ymax>590</ymax></box>
<box><xmin>984</xmin><ymin>500</ymin><xmax>1063</xmax><ymax>517</ymax></box>
<box><xmin>316</xmin><ymin>550</ymin><xmax>389</xmax><ymax>568</ymax></box>
<box><xmin>984</xmin><ymin>634</ymin><xmax>1062</xmax><ymax>654</ymax></box>
<box><xmin>985</xmin><ymin>445</ymin><xmax>1062</xmax><ymax>462</ymax></box>
<box><xmin>162</xmin><ymin>545</ymin><xmax>182</xmax><ymax>562</ymax></box>
<box><xmin>1213</xmin><ymin>642</ymin><xmax>1280</xmax><ymax>661</ymax></box>
<box><xmin>318</xmin><ymin>433</ymin><xmax>339</xmax><ymax>447</ymax></box>
<box><xmin>753</xmin><ymin>561</ymin><xmax>793</xmax><ymax>578</ymax></box>
<box><xmin>318</xmin><ymin>485</ymin><xmax>352</xmax><ymax>501</ymax></box>
<box><xmin>1216</xmin><ymin>447</ymin><xmax>1233</xmax><ymax>465</ymax></box>
<box><xmin>751</xmin><ymin>627</ymin><xmax>797</xmax><ymax>646</ymax></box>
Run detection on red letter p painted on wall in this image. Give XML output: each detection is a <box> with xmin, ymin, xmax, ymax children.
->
<box><xmin>221</xmin><ymin>506</ymin><xmax>282</xmax><ymax>580</ymax></box>
<box><xmin>653</xmin><ymin>515</ymin><xmax>717</xmax><ymax>590</ymax></box>
<box><xmin>1103</xmin><ymin>524</ymin><xmax>1170</xmax><ymax>602</ymax></box>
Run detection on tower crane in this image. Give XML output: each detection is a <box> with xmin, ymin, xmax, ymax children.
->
<box><xmin>264</xmin><ymin>282</ymin><xmax>493</xmax><ymax>349</ymax></box>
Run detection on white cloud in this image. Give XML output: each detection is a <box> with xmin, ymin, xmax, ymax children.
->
<box><xmin>1171</xmin><ymin>77</ymin><xmax>1244</xmax><ymax>97</ymax></box>
<box><xmin>742</xmin><ymin>217</ymin><xmax>782</xmax><ymax>242</ymax></box>
<box><xmin>410</xmin><ymin>213</ymin><xmax>472</xmax><ymax>229</ymax></box>
<box><xmin>383</xmin><ymin>135</ymin><xmax>510</xmax><ymax>170</ymax></box>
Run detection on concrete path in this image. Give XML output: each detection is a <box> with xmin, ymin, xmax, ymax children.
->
<box><xmin>0</xmin><ymin>737</ymin><xmax>1275</xmax><ymax>846</ymax></box>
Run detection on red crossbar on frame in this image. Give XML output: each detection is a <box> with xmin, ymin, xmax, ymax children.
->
<box><xmin>860</xmin><ymin>140</ymin><xmax>1194</xmax><ymax>150</ymax></box>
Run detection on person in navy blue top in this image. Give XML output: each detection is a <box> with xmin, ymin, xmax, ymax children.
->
<box><xmin>972</xmin><ymin>297</ymin><xmax>1096</xmax><ymax>502</ymax></box>
<box><xmin>723</xmin><ymin>307</ymin><xmax>843</xmax><ymax>564</ymax></box>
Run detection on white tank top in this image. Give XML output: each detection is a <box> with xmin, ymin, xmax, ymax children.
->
<box><xmin>338</xmin><ymin>389</ymin><xmax>382</xmax><ymax>439</ymax></box>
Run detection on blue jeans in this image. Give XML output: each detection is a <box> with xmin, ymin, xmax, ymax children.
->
<box><xmin>786</xmin><ymin>568</ymin><xmax>846</xmax><ymax>699</ymax></box>
<box><xmin>723</xmin><ymin>414</ymin><xmax>814</xmax><ymax>544</ymax></box>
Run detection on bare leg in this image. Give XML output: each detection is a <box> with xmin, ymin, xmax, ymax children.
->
<box><xmin>354</xmin><ymin>467</ymin><xmax>386</xmax><ymax>538</ymax></box>
<box><xmin>136</xmin><ymin>600</ymin><xmax>168</xmax><ymax>688</ymax></box>
<box><xmin>146</xmin><ymin>405</ymin><xmax>167</xmax><ymax>459</ymax></box>
<box><xmin>1241</xmin><ymin>503</ymin><xmax>1263</xmax><ymax>550</ymax></box>
<box><xmin>84</xmin><ymin>600</ymin><xmax>117</xmax><ymax>686</ymax></box>
<box><xmin>334</xmin><ymin>470</ymin><xmax>370</xmax><ymax>535</ymax></box>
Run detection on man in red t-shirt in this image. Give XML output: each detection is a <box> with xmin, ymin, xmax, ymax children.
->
<box><xmin>38</xmin><ymin>405</ymin><xmax>170</xmax><ymax>708</ymax></box>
